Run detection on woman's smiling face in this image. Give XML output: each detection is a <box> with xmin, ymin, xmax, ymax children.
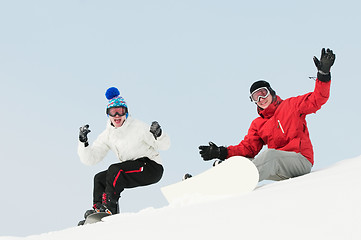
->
<box><xmin>110</xmin><ymin>115</ymin><xmax>126</xmax><ymax>128</ymax></box>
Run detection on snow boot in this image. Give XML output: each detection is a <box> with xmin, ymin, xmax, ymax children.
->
<box><xmin>84</xmin><ymin>202</ymin><xmax>102</xmax><ymax>219</ymax></box>
<box><xmin>100</xmin><ymin>192</ymin><xmax>118</xmax><ymax>215</ymax></box>
<box><xmin>78</xmin><ymin>202</ymin><xmax>102</xmax><ymax>226</ymax></box>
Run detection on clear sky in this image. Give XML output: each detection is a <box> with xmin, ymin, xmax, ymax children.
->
<box><xmin>1</xmin><ymin>0</ymin><xmax>360</xmax><ymax>237</ymax></box>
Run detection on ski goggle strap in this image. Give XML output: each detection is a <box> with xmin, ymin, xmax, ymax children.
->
<box><xmin>106</xmin><ymin>107</ymin><xmax>128</xmax><ymax>117</ymax></box>
<box><xmin>250</xmin><ymin>87</ymin><xmax>270</xmax><ymax>103</ymax></box>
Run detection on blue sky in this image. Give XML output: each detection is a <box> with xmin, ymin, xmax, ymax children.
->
<box><xmin>1</xmin><ymin>0</ymin><xmax>361</xmax><ymax>237</ymax></box>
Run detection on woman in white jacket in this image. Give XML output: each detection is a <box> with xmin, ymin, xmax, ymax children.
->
<box><xmin>78</xmin><ymin>87</ymin><xmax>170</xmax><ymax>219</ymax></box>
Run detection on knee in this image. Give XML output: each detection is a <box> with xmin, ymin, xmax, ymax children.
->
<box><xmin>153</xmin><ymin>165</ymin><xmax>164</xmax><ymax>183</ymax></box>
<box><xmin>94</xmin><ymin>171</ymin><xmax>106</xmax><ymax>185</ymax></box>
<box><xmin>253</xmin><ymin>149</ymin><xmax>275</xmax><ymax>166</ymax></box>
<box><xmin>145</xmin><ymin>162</ymin><xmax>164</xmax><ymax>184</ymax></box>
<box><xmin>260</xmin><ymin>149</ymin><xmax>277</xmax><ymax>158</ymax></box>
<box><xmin>94</xmin><ymin>171</ymin><xmax>104</xmax><ymax>181</ymax></box>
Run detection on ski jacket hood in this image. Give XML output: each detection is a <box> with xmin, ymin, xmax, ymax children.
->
<box><xmin>227</xmin><ymin>79</ymin><xmax>331</xmax><ymax>165</ymax></box>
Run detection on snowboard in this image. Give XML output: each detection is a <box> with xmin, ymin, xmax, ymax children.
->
<box><xmin>161</xmin><ymin>156</ymin><xmax>259</xmax><ymax>204</ymax></box>
<box><xmin>83</xmin><ymin>212</ymin><xmax>110</xmax><ymax>224</ymax></box>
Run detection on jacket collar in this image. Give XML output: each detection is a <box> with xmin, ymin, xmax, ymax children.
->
<box><xmin>257</xmin><ymin>95</ymin><xmax>283</xmax><ymax>119</ymax></box>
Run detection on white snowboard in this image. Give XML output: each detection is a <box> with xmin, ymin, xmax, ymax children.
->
<box><xmin>161</xmin><ymin>156</ymin><xmax>259</xmax><ymax>204</ymax></box>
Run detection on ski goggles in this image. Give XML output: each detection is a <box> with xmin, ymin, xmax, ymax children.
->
<box><xmin>106</xmin><ymin>107</ymin><xmax>128</xmax><ymax>117</ymax></box>
<box><xmin>250</xmin><ymin>87</ymin><xmax>270</xmax><ymax>103</ymax></box>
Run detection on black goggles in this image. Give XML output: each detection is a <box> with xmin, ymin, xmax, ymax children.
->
<box><xmin>106</xmin><ymin>107</ymin><xmax>128</xmax><ymax>117</ymax></box>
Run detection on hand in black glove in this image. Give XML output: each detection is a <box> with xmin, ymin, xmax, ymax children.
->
<box><xmin>79</xmin><ymin>124</ymin><xmax>91</xmax><ymax>146</ymax></box>
<box><xmin>150</xmin><ymin>121</ymin><xmax>162</xmax><ymax>140</ymax></box>
<box><xmin>199</xmin><ymin>142</ymin><xmax>228</xmax><ymax>161</ymax></box>
<box><xmin>313</xmin><ymin>48</ymin><xmax>336</xmax><ymax>82</ymax></box>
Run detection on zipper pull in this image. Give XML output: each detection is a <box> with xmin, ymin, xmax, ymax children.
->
<box><xmin>277</xmin><ymin>120</ymin><xmax>285</xmax><ymax>134</ymax></box>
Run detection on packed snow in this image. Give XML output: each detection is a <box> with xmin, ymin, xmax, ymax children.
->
<box><xmin>2</xmin><ymin>155</ymin><xmax>361</xmax><ymax>240</ymax></box>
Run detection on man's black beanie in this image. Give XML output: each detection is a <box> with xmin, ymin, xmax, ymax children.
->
<box><xmin>250</xmin><ymin>80</ymin><xmax>276</xmax><ymax>96</ymax></box>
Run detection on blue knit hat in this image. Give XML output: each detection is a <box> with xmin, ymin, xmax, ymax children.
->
<box><xmin>105</xmin><ymin>87</ymin><xmax>128</xmax><ymax>116</ymax></box>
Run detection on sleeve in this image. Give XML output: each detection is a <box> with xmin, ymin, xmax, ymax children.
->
<box><xmin>77</xmin><ymin>130</ymin><xmax>110</xmax><ymax>166</ymax></box>
<box><xmin>143</xmin><ymin>126</ymin><xmax>171</xmax><ymax>151</ymax></box>
<box><xmin>226</xmin><ymin>119</ymin><xmax>264</xmax><ymax>159</ymax></box>
<box><xmin>295</xmin><ymin>79</ymin><xmax>331</xmax><ymax>115</ymax></box>
<box><xmin>153</xmin><ymin>132</ymin><xmax>171</xmax><ymax>150</ymax></box>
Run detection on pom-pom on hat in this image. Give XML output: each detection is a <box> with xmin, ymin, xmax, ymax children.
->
<box><xmin>105</xmin><ymin>87</ymin><xmax>121</xmax><ymax>100</ymax></box>
<box><xmin>105</xmin><ymin>87</ymin><xmax>128</xmax><ymax>115</ymax></box>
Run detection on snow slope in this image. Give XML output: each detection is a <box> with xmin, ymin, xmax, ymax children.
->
<box><xmin>2</xmin><ymin>155</ymin><xmax>361</xmax><ymax>240</ymax></box>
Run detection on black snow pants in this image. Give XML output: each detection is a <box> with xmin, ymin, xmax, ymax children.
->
<box><xmin>93</xmin><ymin>157</ymin><xmax>164</xmax><ymax>205</ymax></box>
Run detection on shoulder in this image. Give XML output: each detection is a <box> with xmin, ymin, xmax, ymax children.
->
<box><xmin>123</xmin><ymin>117</ymin><xmax>150</xmax><ymax>134</ymax></box>
<box><xmin>127</xmin><ymin>116</ymin><xmax>147</xmax><ymax>127</ymax></box>
<box><xmin>250</xmin><ymin>116</ymin><xmax>264</xmax><ymax>130</ymax></box>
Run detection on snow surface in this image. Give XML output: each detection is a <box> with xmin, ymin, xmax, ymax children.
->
<box><xmin>2</xmin><ymin>155</ymin><xmax>361</xmax><ymax>240</ymax></box>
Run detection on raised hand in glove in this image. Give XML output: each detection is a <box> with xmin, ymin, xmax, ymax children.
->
<box><xmin>313</xmin><ymin>48</ymin><xmax>336</xmax><ymax>82</ymax></box>
<box><xmin>150</xmin><ymin>121</ymin><xmax>162</xmax><ymax>140</ymax></box>
<box><xmin>199</xmin><ymin>142</ymin><xmax>228</xmax><ymax>161</ymax></box>
<box><xmin>79</xmin><ymin>124</ymin><xmax>91</xmax><ymax>147</ymax></box>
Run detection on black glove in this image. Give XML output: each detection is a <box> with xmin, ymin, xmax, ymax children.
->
<box><xmin>199</xmin><ymin>142</ymin><xmax>228</xmax><ymax>161</ymax></box>
<box><xmin>313</xmin><ymin>48</ymin><xmax>335</xmax><ymax>82</ymax></box>
<box><xmin>150</xmin><ymin>121</ymin><xmax>162</xmax><ymax>140</ymax></box>
<box><xmin>79</xmin><ymin>124</ymin><xmax>91</xmax><ymax>147</ymax></box>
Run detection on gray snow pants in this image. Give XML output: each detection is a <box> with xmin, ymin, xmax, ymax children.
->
<box><xmin>252</xmin><ymin>149</ymin><xmax>312</xmax><ymax>182</ymax></box>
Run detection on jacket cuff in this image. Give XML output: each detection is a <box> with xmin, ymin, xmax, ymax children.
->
<box><xmin>219</xmin><ymin>146</ymin><xmax>228</xmax><ymax>160</ymax></box>
<box><xmin>317</xmin><ymin>71</ymin><xmax>331</xmax><ymax>82</ymax></box>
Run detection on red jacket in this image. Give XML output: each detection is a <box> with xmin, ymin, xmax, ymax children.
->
<box><xmin>227</xmin><ymin>79</ymin><xmax>331</xmax><ymax>165</ymax></box>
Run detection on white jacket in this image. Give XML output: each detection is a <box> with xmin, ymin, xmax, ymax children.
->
<box><xmin>78</xmin><ymin>116</ymin><xmax>170</xmax><ymax>166</ymax></box>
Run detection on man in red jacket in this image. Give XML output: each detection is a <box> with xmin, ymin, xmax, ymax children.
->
<box><xmin>199</xmin><ymin>48</ymin><xmax>335</xmax><ymax>182</ymax></box>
